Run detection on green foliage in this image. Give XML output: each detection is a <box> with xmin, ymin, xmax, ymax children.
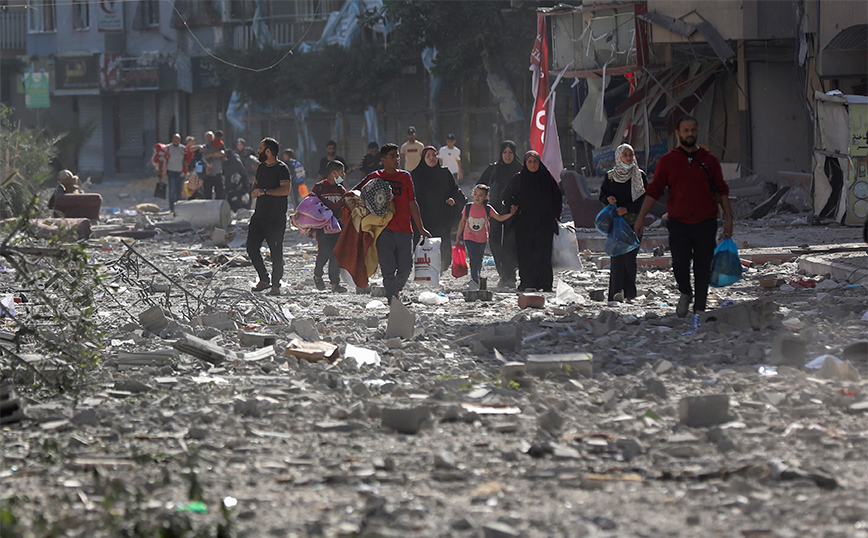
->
<box><xmin>381</xmin><ymin>0</ymin><xmax>537</xmax><ymax>84</ymax></box>
<box><xmin>210</xmin><ymin>2</ymin><xmax>537</xmax><ymax>113</ymax></box>
<box><xmin>0</xmin><ymin>104</ymin><xmax>58</xmax><ymax>218</ymax></box>
<box><xmin>0</xmin><ymin>204</ymin><xmax>105</xmax><ymax>391</ymax></box>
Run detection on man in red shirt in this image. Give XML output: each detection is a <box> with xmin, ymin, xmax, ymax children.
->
<box><xmin>355</xmin><ymin>143</ymin><xmax>431</xmax><ymax>304</ymax></box>
<box><xmin>634</xmin><ymin>116</ymin><xmax>733</xmax><ymax>320</ymax></box>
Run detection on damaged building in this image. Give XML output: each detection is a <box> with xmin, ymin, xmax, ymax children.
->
<box><xmin>543</xmin><ymin>0</ymin><xmax>866</xmax><ymax>226</ymax></box>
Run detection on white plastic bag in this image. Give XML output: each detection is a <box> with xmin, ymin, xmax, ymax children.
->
<box><xmin>414</xmin><ymin>237</ymin><xmax>441</xmax><ymax>287</ymax></box>
<box><xmin>552</xmin><ymin>222</ymin><xmax>583</xmax><ymax>270</ymax></box>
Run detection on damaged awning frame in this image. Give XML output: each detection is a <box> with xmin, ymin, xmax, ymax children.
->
<box><xmin>545</xmin><ymin>2</ymin><xmax>651</xmax><ymax>79</ymax></box>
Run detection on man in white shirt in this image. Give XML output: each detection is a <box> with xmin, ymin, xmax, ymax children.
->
<box><xmin>438</xmin><ymin>133</ymin><xmax>463</xmax><ymax>183</ymax></box>
<box><xmin>400</xmin><ymin>126</ymin><xmax>425</xmax><ymax>171</ymax></box>
<box><xmin>166</xmin><ymin>133</ymin><xmax>187</xmax><ymax>211</ymax></box>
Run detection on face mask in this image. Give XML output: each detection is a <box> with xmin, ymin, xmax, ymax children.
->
<box><xmin>334</xmin><ymin>175</ymin><xmax>344</xmax><ymax>185</ymax></box>
<box><xmin>619</xmin><ymin>160</ymin><xmax>635</xmax><ymax>169</ymax></box>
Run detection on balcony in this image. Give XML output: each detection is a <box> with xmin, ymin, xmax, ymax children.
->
<box><xmin>1</xmin><ymin>11</ymin><xmax>27</xmax><ymax>50</ymax></box>
<box><xmin>228</xmin><ymin>14</ymin><xmax>330</xmax><ymax>49</ymax></box>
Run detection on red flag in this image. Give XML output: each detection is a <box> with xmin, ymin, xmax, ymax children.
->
<box><xmin>529</xmin><ymin>14</ymin><xmax>548</xmax><ymax>155</ymax></box>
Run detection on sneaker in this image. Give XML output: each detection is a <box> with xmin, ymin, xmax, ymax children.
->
<box><xmin>676</xmin><ymin>293</ymin><xmax>692</xmax><ymax>318</ymax></box>
<box><xmin>468</xmin><ymin>280</ymin><xmax>479</xmax><ymax>291</ymax></box>
<box><xmin>682</xmin><ymin>313</ymin><xmax>702</xmax><ymax>335</ymax></box>
<box><xmin>314</xmin><ymin>276</ymin><xmax>326</xmax><ymax>291</ymax></box>
<box><xmin>252</xmin><ymin>280</ymin><xmax>270</xmax><ymax>292</ymax></box>
<box><xmin>331</xmin><ymin>283</ymin><xmax>347</xmax><ymax>293</ymax></box>
<box><xmin>267</xmin><ymin>286</ymin><xmax>281</xmax><ymax>296</ymax></box>
<box><xmin>613</xmin><ymin>292</ymin><xmax>625</xmax><ymax>302</ymax></box>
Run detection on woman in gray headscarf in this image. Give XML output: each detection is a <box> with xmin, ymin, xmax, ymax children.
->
<box><xmin>599</xmin><ymin>143</ymin><xmax>647</xmax><ymax>301</ymax></box>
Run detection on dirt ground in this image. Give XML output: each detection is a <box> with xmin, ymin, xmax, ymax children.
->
<box><xmin>0</xmin><ymin>176</ymin><xmax>866</xmax><ymax>538</ymax></box>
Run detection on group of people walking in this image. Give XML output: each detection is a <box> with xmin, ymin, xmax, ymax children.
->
<box><xmin>206</xmin><ymin>116</ymin><xmax>733</xmax><ymax>325</ymax></box>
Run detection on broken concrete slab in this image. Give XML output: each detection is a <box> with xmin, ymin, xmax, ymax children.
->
<box><xmin>699</xmin><ymin>299</ymin><xmax>777</xmax><ymax>331</ymax></box>
<box><xmin>526</xmin><ymin>352</ymin><xmax>593</xmax><ymax>379</ymax></box>
<box><xmin>138</xmin><ymin>305</ymin><xmax>169</xmax><ymax>334</ymax></box>
<box><xmin>769</xmin><ymin>334</ymin><xmax>807</xmax><ymax>366</ymax></box>
<box><xmin>381</xmin><ymin>405</ymin><xmax>431</xmax><ymax>434</ymax></box>
<box><xmin>194</xmin><ymin>312</ymin><xmax>236</xmax><ymax>331</ymax></box>
<box><xmin>291</xmin><ymin>318</ymin><xmax>320</xmax><ymax>342</ymax></box>
<box><xmin>386</xmin><ymin>299</ymin><xmax>415</xmax><ymax>340</ymax></box>
<box><xmin>238</xmin><ymin>331</ymin><xmax>278</xmax><ymax>348</ymax></box>
<box><xmin>172</xmin><ymin>333</ymin><xmax>234</xmax><ymax>365</ymax></box>
<box><xmin>679</xmin><ymin>394</ymin><xmax>731</xmax><ymax>427</ymax></box>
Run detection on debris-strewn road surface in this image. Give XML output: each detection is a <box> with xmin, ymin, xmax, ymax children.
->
<box><xmin>1</xmin><ymin>177</ymin><xmax>865</xmax><ymax>537</ymax></box>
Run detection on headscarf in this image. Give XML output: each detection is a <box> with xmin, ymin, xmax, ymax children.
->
<box><xmin>610</xmin><ymin>143</ymin><xmax>645</xmax><ymax>201</ymax></box>
<box><xmin>412</xmin><ymin>146</ymin><xmax>463</xmax><ymax>235</ymax></box>
<box><xmin>486</xmin><ymin>140</ymin><xmax>522</xmax><ymax>208</ymax></box>
<box><xmin>421</xmin><ymin>145</ymin><xmax>437</xmax><ymax>160</ymax></box>
<box><xmin>503</xmin><ymin>150</ymin><xmax>562</xmax><ymax>226</ymax></box>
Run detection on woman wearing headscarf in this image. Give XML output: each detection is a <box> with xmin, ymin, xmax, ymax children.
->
<box><xmin>478</xmin><ymin>140</ymin><xmax>523</xmax><ymax>288</ymax></box>
<box><xmin>413</xmin><ymin>146</ymin><xmax>467</xmax><ymax>272</ymax></box>
<box><xmin>502</xmin><ymin>151</ymin><xmax>563</xmax><ymax>292</ymax></box>
<box><xmin>599</xmin><ymin>143</ymin><xmax>647</xmax><ymax>301</ymax></box>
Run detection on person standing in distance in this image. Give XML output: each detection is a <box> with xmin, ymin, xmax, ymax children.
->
<box><xmin>600</xmin><ymin>143</ymin><xmax>647</xmax><ymax>302</ymax></box>
<box><xmin>165</xmin><ymin>133</ymin><xmax>186</xmax><ymax>211</ymax></box>
<box><xmin>634</xmin><ymin>116</ymin><xmax>733</xmax><ymax>323</ymax></box>
<box><xmin>438</xmin><ymin>133</ymin><xmax>463</xmax><ymax>183</ymax></box>
<box><xmin>354</xmin><ymin>143</ymin><xmax>432</xmax><ymax>304</ymax></box>
<box><xmin>400</xmin><ymin>126</ymin><xmax>425</xmax><ymax>172</ymax></box>
<box><xmin>248</xmin><ymin>137</ymin><xmax>292</xmax><ymax>296</ymax></box>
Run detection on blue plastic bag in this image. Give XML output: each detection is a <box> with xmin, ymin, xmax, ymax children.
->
<box><xmin>710</xmin><ymin>237</ymin><xmax>743</xmax><ymax>287</ymax></box>
<box><xmin>595</xmin><ymin>205</ymin><xmax>617</xmax><ymax>235</ymax></box>
<box><xmin>605</xmin><ymin>215</ymin><xmax>640</xmax><ymax>257</ymax></box>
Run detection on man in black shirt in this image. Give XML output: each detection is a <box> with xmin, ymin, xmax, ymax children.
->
<box><xmin>359</xmin><ymin>141</ymin><xmax>382</xmax><ymax>175</ymax></box>
<box><xmin>248</xmin><ymin>137</ymin><xmax>292</xmax><ymax>296</ymax></box>
<box><xmin>317</xmin><ymin>140</ymin><xmax>347</xmax><ymax>181</ymax></box>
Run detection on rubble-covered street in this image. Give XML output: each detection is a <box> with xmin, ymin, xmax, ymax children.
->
<box><xmin>0</xmin><ymin>178</ymin><xmax>866</xmax><ymax>538</ymax></box>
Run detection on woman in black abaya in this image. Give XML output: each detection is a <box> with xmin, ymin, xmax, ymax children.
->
<box><xmin>478</xmin><ymin>140</ymin><xmax>523</xmax><ymax>288</ymax></box>
<box><xmin>502</xmin><ymin>151</ymin><xmax>563</xmax><ymax>292</ymax></box>
<box><xmin>412</xmin><ymin>146</ymin><xmax>466</xmax><ymax>272</ymax></box>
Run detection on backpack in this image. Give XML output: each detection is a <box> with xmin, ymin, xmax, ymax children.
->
<box><xmin>463</xmin><ymin>203</ymin><xmax>492</xmax><ymax>220</ymax></box>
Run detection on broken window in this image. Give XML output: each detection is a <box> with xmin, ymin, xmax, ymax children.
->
<box><xmin>72</xmin><ymin>0</ymin><xmax>89</xmax><ymax>30</ymax></box>
<box><xmin>27</xmin><ymin>0</ymin><xmax>56</xmax><ymax>33</ymax></box>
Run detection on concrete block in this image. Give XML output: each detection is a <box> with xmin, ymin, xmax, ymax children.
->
<box><xmin>139</xmin><ymin>305</ymin><xmax>169</xmax><ymax>334</ymax></box>
<box><xmin>518</xmin><ymin>293</ymin><xmax>545</xmax><ymax>309</ymax></box>
<box><xmin>526</xmin><ymin>352</ymin><xmax>593</xmax><ymax>379</ymax></box>
<box><xmin>386</xmin><ymin>299</ymin><xmax>415</xmax><ymax>340</ymax></box>
<box><xmin>195</xmin><ymin>312</ymin><xmax>236</xmax><ymax>331</ymax></box>
<box><xmin>700</xmin><ymin>299</ymin><xmax>776</xmax><ymax>332</ymax></box>
<box><xmin>592</xmin><ymin>310</ymin><xmax>617</xmax><ymax>337</ymax></box>
<box><xmin>238</xmin><ymin>331</ymin><xmax>278</xmax><ymax>348</ymax></box>
<box><xmin>769</xmin><ymin>334</ymin><xmax>807</xmax><ymax>366</ymax></box>
<box><xmin>679</xmin><ymin>394</ymin><xmax>731</xmax><ymax>427</ymax></box>
<box><xmin>478</xmin><ymin>324</ymin><xmax>522</xmax><ymax>353</ymax></box>
<box><xmin>291</xmin><ymin>318</ymin><xmax>320</xmax><ymax>342</ymax></box>
<box><xmin>381</xmin><ymin>405</ymin><xmax>430</xmax><ymax>434</ymax></box>
<box><xmin>589</xmin><ymin>289</ymin><xmax>606</xmax><ymax>302</ymax></box>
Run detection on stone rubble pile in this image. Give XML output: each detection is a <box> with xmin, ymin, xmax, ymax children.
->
<box><xmin>0</xmin><ymin>198</ymin><xmax>866</xmax><ymax>536</ymax></box>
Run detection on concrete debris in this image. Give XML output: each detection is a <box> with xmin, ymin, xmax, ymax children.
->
<box><xmin>679</xmin><ymin>394</ymin><xmax>731</xmax><ymax>427</ymax></box>
<box><xmin>0</xmin><ymin>384</ymin><xmax>24</xmax><ymax>425</ymax></box>
<box><xmin>385</xmin><ymin>299</ymin><xmax>415</xmax><ymax>339</ymax></box>
<box><xmin>284</xmin><ymin>339</ymin><xmax>339</xmax><ymax>362</ymax></box>
<box><xmin>526</xmin><ymin>352</ymin><xmax>593</xmax><ymax>379</ymax></box>
<box><xmin>0</xmin><ymin>180</ymin><xmax>865</xmax><ymax>537</ymax></box>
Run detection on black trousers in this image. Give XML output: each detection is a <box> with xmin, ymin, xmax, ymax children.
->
<box><xmin>515</xmin><ymin>223</ymin><xmax>555</xmax><ymax>291</ymax></box>
<box><xmin>314</xmin><ymin>228</ymin><xmax>341</xmax><ymax>285</ymax></box>
<box><xmin>202</xmin><ymin>173</ymin><xmax>225</xmax><ymax>200</ymax></box>
<box><xmin>489</xmin><ymin>220</ymin><xmax>518</xmax><ymax>285</ymax></box>
<box><xmin>608</xmin><ymin>247</ymin><xmax>639</xmax><ymax>301</ymax></box>
<box><xmin>247</xmin><ymin>217</ymin><xmax>286</xmax><ymax>286</ymax></box>
<box><xmin>667</xmin><ymin>218</ymin><xmax>717</xmax><ymax>312</ymax></box>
